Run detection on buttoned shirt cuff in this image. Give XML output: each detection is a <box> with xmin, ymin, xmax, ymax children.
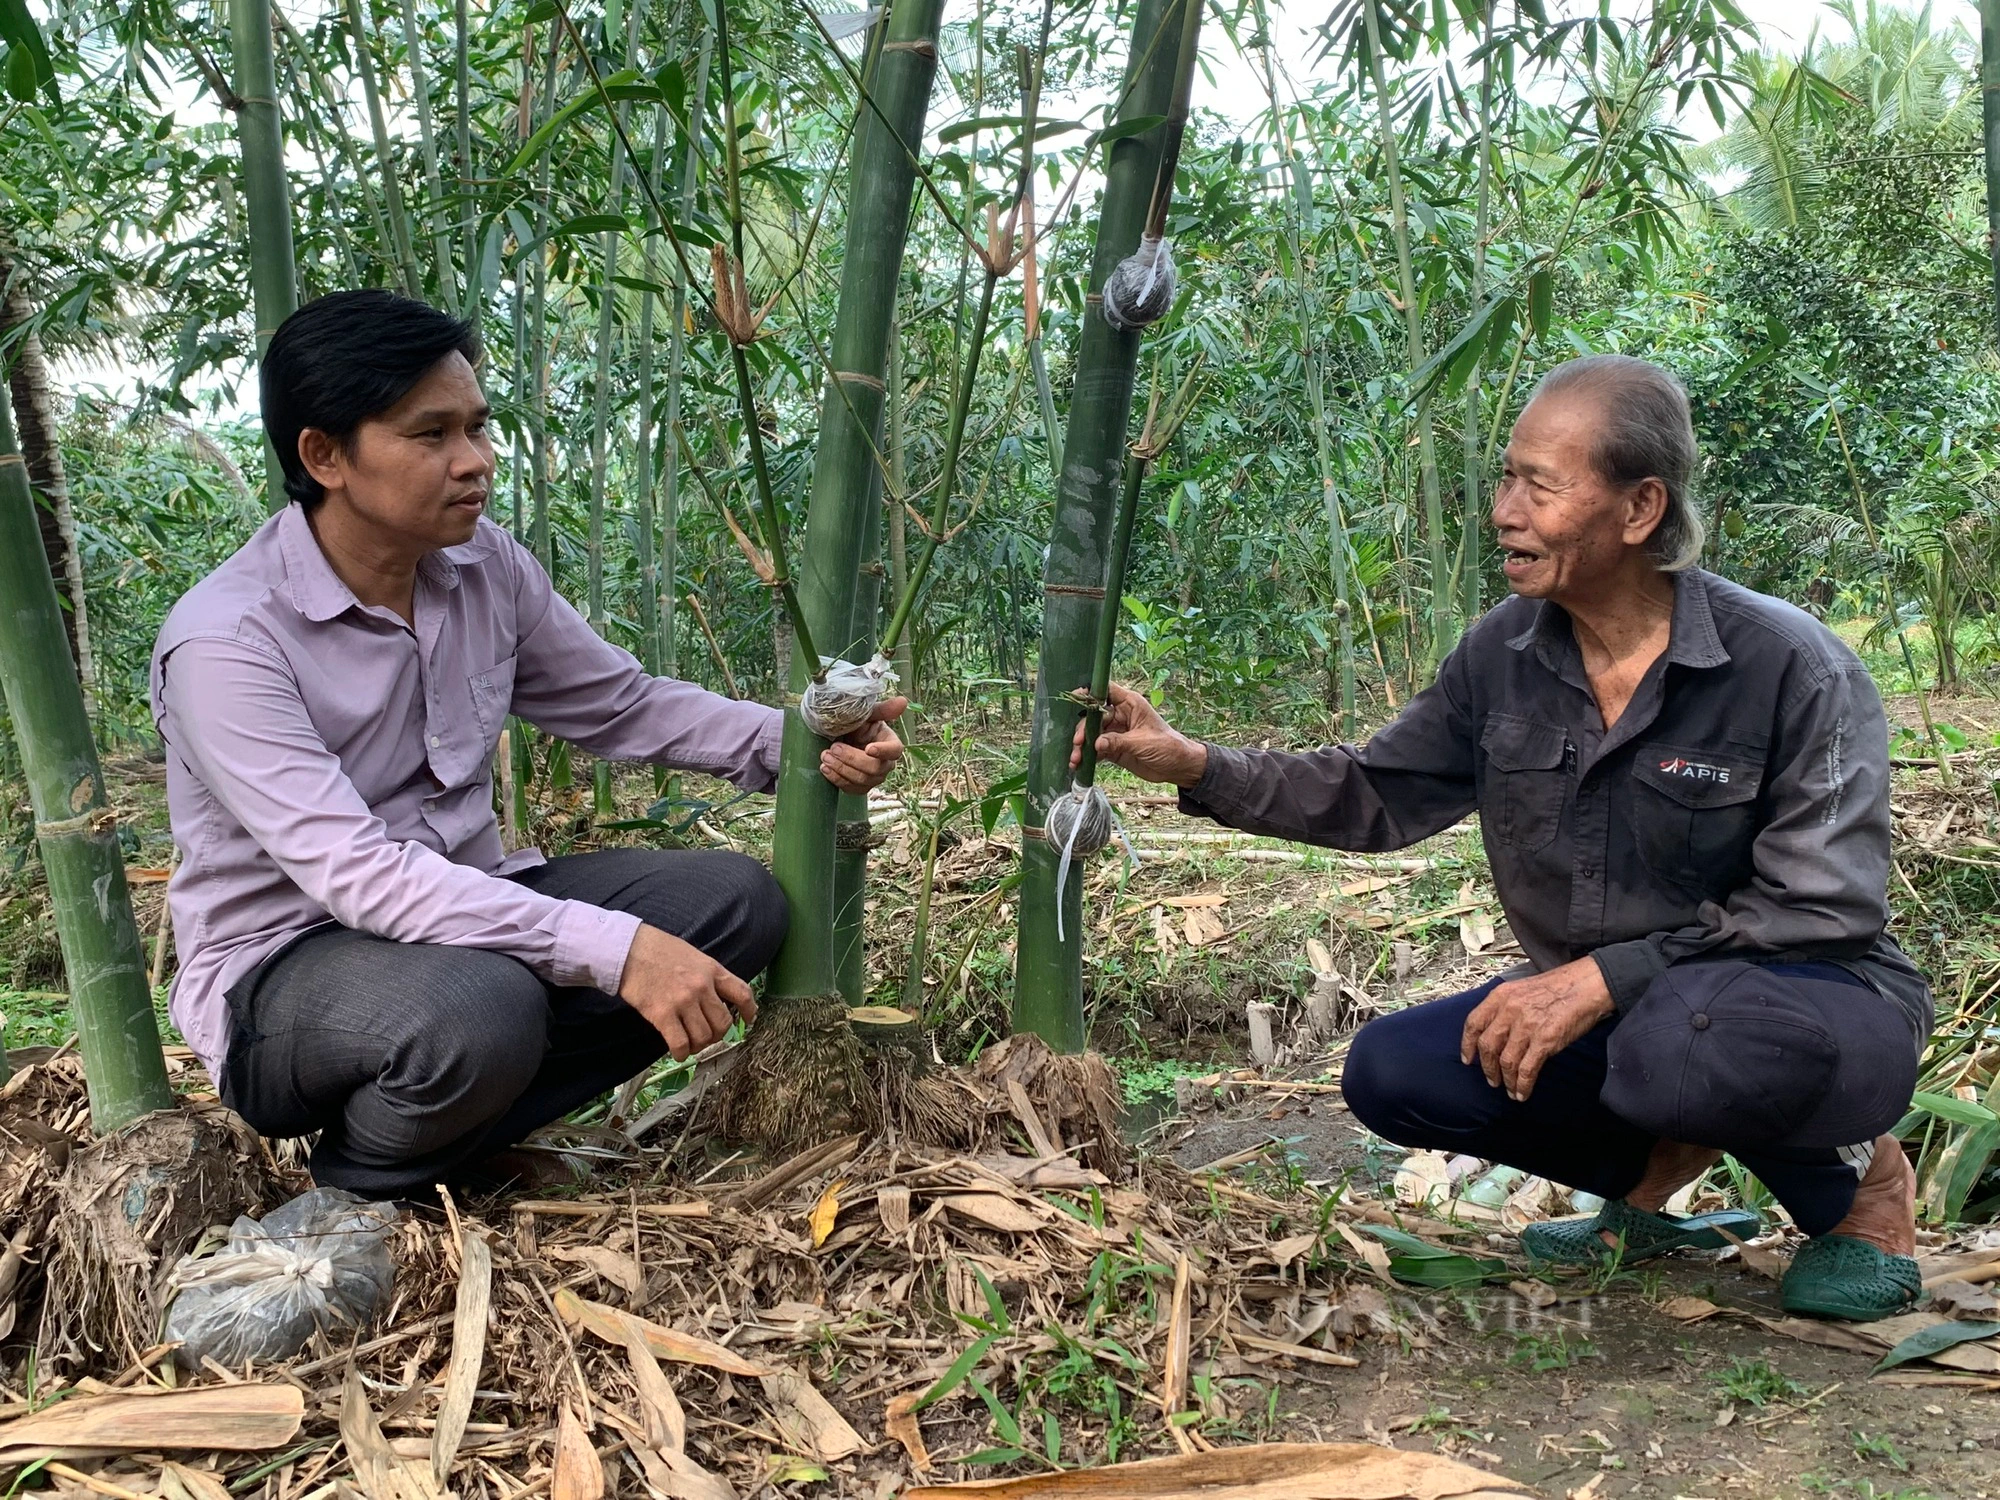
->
<box><xmin>555</xmin><ymin>902</ymin><xmax>646</xmax><ymax>996</ymax></box>
<box><xmin>1177</xmin><ymin>742</ymin><xmax>1245</xmax><ymax>818</ymax></box>
<box><xmin>755</xmin><ymin>711</ymin><xmax>784</xmax><ymax>789</ymax></box>
<box><xmin>1591</xmin><ymin>939</ymin><xmax>1668</xmax><ymax>1014</ymax></box>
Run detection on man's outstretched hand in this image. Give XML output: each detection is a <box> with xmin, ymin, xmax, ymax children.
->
<box><xmin>1460</xmin><ymin>956</ymin><xmax>1615</xmax><ymax>1102</ymax></box>
<box><xmin>1069</xmin><ymin>682</ymin><xmax>1208</xmax><ymax>788</ymax></box>
<box><xmin>619</xmin><ymin>923</ymin><xmax>759</xmax><ymax>1060</ymax></box>
<box><xmin>819</xmin><ymin>696</ymin><xmax>908</xmax><ymax>795</ymax></box>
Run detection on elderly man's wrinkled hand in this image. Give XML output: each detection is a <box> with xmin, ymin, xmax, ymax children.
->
<box><xmin>1460</xmin><ymin>956</ymin><xmax>1616</xmax><ymax>1102</ymax></box>
<box><xmin>819</xmin><ymin>696</ymin><xmax>908</xmax><ymax>795</ymax></box>
<box><xmin>1070</xmin><ymin>682</ymin><xmax>1207</xmax><ymax>787</ymax></box>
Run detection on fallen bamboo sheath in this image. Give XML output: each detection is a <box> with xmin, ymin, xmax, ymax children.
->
<box><xmin>0</xmin><ymin>1385</ymin><xmax>305</xmax><ymax>1458</ymax></box>
<box><xmin>901</xmin><ymin>1441</ymin><xmax>1528</xmax><ymax>1497</ymax></box>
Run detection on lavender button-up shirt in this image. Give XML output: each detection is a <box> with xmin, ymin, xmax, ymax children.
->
<box><xmin>150</xmin><ymin>504</ymin><xmax>781</xmax><ymax>1079</ymax></box>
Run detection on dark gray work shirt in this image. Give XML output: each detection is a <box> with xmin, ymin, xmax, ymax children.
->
<box><xmin>1181</xmin><ymin>569</ymin><xmax>1931</xmax><ymax>1041</ymax></box>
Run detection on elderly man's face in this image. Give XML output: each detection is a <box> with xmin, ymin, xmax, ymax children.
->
<box><xmin>1491</xmin><ymin>391</ymin><xmax>1664</xmax><ymax>603</ymax></box>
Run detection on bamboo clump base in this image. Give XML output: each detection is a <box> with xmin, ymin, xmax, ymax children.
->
<box><xmin>0</xmin><ymin>1039</ymin><xmax>1433</xmax><ymax>1499</ymax></box>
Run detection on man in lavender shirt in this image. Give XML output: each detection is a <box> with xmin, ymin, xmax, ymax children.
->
<box><xmin>151</xmin><ymin>291</ymin><xmax>905</xmax><ymax>1197</ymax></box>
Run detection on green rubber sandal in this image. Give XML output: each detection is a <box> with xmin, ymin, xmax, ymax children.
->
<box><xmin>1779</xmin><ymin>1234</ymin><xmax>1920</xmax><ymax>1322</ymax></box>
<box><xmin>1521</xmin><ymin>1198</ymin><xmax>1763</xmax><ymax>1267</ymax></box>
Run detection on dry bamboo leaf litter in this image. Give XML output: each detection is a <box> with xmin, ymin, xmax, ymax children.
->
<box><xmin>0</xmin><ymin>1044</ymin><xmax>1525</xmax><ymax>1500</ymax></box>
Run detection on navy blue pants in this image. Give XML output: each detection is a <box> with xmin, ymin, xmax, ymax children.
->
<box><xmin>1341</xmin><ymin>964</ymin><xmax>1893</xmax><ymax>1237</ymax></box>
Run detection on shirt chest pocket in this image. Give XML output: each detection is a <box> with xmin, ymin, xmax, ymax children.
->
<box><xmin>1480</xmin><ymin>714</ymin><xmax>1569</xmax><ymax>852</ymax></box>
<box><xmin>468</xmin><ymin>658</ymin><xmax>518</xmax><ymax>760</ymax></box>
<box><xmin>1629</xmin><ymin>742</ymin><xmax>1763</xmax><ymax>891</ymax></box>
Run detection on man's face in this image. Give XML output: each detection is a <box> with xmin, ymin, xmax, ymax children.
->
<box><xmin>307</xmin><ymin>352</ymin><xmax>493</xmax><ymax>548</ymax></box>
<box><xmin>1491</xmin><ymin>391</ymin><xmax>1661</xmax><ymax>603</ymax></box>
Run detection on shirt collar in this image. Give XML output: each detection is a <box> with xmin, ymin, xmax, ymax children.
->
<box><xmin>1503</xmin><ymin>569</ymin><xmax>1730</xmax><ymax>670</ymax></box>
<box><xmin>278</xmin><ymin>502</ymin><xmax>475</xmax><ymax>622</ymax></box>
<box><xmin>277</xmin><ymin>502</ymin><xmax>360</xmax><ymax>623</ymax></box>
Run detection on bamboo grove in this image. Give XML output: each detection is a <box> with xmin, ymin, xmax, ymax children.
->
<box><xmin>9</xmin><ymin>0</ymin><xmax>2000</xmax><ymax>1096</ymax></box>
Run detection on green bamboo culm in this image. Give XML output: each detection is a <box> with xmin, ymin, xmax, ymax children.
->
<box><xmin>1983</xmin><ymin>0</ymin><xmax>2000</xmax><ymax>344</ymax></box>
<box><xmin>0</xmin><ymin>386</ymin><xmax>173</xmax><ymax>1128</ymax></box>
<box><xmin>764</xmin><ymin>0</ymin><xmax>947</xmax><ymax>1006</ymax></box>
<box><xmin>831</xmin><ymin>470</ymin><xmax>886</xmax><ymax>1006</ymax></box>
<box><xmin>225</xmin><ymin>0</ymin><xmax>299</xmax><ymax>510</ymax></box>
<box><xmin>1012</xmin><ymin>0</ymin><xmax>1199</xmax><ymax>1051</ymax></box>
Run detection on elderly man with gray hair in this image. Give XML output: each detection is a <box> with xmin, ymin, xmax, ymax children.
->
<box><xmin>1080</xmin><ymin>353</ymin><xmax>1929</xmax><ymax>1321</ymax></box>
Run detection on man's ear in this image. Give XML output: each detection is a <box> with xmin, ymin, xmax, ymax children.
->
<box><xmin>297</xmin><ymin>428</ymin><xmax>346</xmax><ymax>495</ymax></box>
<box><xmin>1623</xmin><ymin>476</ymin><xmax>1669</xmax><ymax>547</ymax></box>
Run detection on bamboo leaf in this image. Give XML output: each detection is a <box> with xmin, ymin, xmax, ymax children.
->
<box><xmin>503</xmin><ymin>76</ymin><xmax>660</xmax><ymax>176</ymax></box>
<box><xmin>1091</xmin><ymin>113</ymin><xmax>1167</xmax><ymax>147</ymax></box>
<box><xmin>1911</xmin><ymin>1091</ymin><xmax>2000</xmax><ymax>1129</ymax></box>
<box><xmin>0</xmin><ymin>0</ymin><xmax>52</xmax><ymax>101</ymax></box>
<box><xmin>1408</xmin><ymin>294</ymin><xmax>1514</xmax><ymax>406</ymax></box>
<box><xmin>1874</xmin><ymin>1321</ymin><xmax>2000</xmax><ymax>1374</ymax></box>
<box><xmin>1527</xmin><ymin>266</ymin><xmax>1554</xmax><ymax>335</ymax></box>
<box><xmin>913</xmin><ymin>1332</ymin><xmax>997</xmax><ymax>1412</ymax></box>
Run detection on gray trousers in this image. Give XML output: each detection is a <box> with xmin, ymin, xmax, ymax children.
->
<box><xmin>218</xmin><ymin>848</ymin><xmax>787</xmax><ymax>1197</ymax></box>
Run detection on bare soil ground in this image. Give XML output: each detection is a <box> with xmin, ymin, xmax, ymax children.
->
<box><xmin>1166</xmin><ymin>1086</ymin><xmax>2000</xmax><ymax>1500</ymax></box>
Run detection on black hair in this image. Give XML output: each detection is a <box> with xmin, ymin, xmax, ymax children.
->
<box><xmin>260</xmin><ymin>290</ymin><xmax>481</xmax><ymax>510</ymax></box>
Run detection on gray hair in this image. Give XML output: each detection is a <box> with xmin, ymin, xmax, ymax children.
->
<box><xmin>1528</xmin><ymin>354</ymin><xmax>1704</xmax><ymax>571</ymax></box>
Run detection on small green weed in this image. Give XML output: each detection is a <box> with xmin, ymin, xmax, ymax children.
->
<box><xmin>1712</xmin><ymin>1357</ymin><xmax>1808</xmax><ymax>1408</ymax></box>
<box><xmin>1851</xmin><ymin>1432</ymin><xmax>1911</xmax><ymax>1472</ymax></box>
<box><xmin>1507</xmin><ymin>1329</ymin><xmax>1599</xmax><ymax>1371</ymax></box>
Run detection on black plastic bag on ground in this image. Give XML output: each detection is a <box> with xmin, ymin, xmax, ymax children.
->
<box><xmin>164</xmin><ymin>1187</ymin><xmax>399</xmax><ymax>1369</ymax></box>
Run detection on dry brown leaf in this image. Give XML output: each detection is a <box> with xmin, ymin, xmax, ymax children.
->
<box><xmin>1160</xmin><ymin>892</ymin><xmax>1227</xmax><ymax>909</ymax></box>
<box><xmin>553</xmin><ymin>1404</ymin><xmax>604</xmax><ymax>1500</ymax></box>
<box><xmin>1507</xmin><ymin>1281</ymin><xmax>1558</xmax><ymax>1311</ymax></box>
<box><xmin>885</xmin><ymin>1391</ymin><xmax>932</xmax><ymax>1474</ymax></box>
<box><xmin>878</xmin><ymin>1184</ymin><xmax>912</xmax><ymax>1236</ymax></box>
<box><xmin>0</xmin><ymin>1385</ymin><xmax>305</xmax><ymax>1458</ymax></box>
<box><xmin>1932</xmin><ymin>1279</ymin><xmax>2000</xmax><ymax>1321</ymax></box>
<box><xmin>341</xmin><ymin>1367</ymin><xmax>442</xmax><ymax>1500</ymax></box>
<box><xmin>431</xmin><ymin>1228</ymin><xmax>493</xmax><ymax>1485</ymax></box>
<box><xmin>161</xmin><ymin>1467</ymin><xmax>229</xmax><ymax>1500</ymax></box>
<box><xmin>1660</xmin><ymin>1296</ymin><xmax>1723</xmax><ymax>1323</ymax></box>
<box><xmin>900</xmin><ymin>1441</ymin><xmax>1528</xmax><ymax>1497</ymax></box>
<box><xmin>555</xmin><ymin>1287</ymin><xmax>772</xmax><ymax>1376</ymax></box>
<box><xmin>631</xmin><ymin>1440</ymin><xmax>739</xmax><ymax>1500</ymax></box>
<box><xmin>1391</xmin><ymin>1151</ymin><xmax>1451</xmax><ymax>1210</ymax></box>
<box><xmin>939</xmin><ymin>1193</ymin><xmax>1046</xmax><ymax>1234</ymax></box>
<box><xmin>618</xmin><ymin>1311</ymin><xmax>687</xmax><ymax>1454</ymax></box>
<box><xmin>760</xmin><ymin>1370</ymin><xmax>864</xmax><ymax>1461</ymax></box>
<box><xmin>1717</xmin><ymin>1230</ymin><xmax>1789</xmax><ymax>1280</ymax></box>
<box><xmin>548</xmin><ymin>1245</ymin><xmax>645</xmax><ymax>1298</ymax></box>
<box><xmin>809</xmin><ymin>1179</ymin><xmax>846</xmax><ymax>1249</ymax></box>
<box><xmin>1266</xmin><ymin>1233</ymin><xmax>1317</xmax><ymax>1268</ymax></box>
<box><xmin>1182</xmin><ymin>907</ymin><xmax>1227</xmax><ymax>947</ymax></box>
<box><xmin>1229</xmin><ymin>1331</ymin><xmax>1361</xmax><ymax>1368</ymax></box>
<box><xmin>1330</xmin><ymin>1220</ymin><xmax>1394</xmax><ymax>1282</ymax></box>
<box><xmin>1458</xmin><ymin>910</ymin><xmax>1495</xmax><ymax>956</ymax></box>
<box><xmin>1304</xmin><ymin>938</ymin><xmax>1334</xmax><ymax>974</ymax></box>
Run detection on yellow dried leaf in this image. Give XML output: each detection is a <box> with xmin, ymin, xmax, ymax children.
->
<box><xmin>809</xmin><ymin>1179</ymin><xmax>846</xmax><ymax>1249</ymax></box>
<box><xmin>884</xmin><ymin>1391</ymin><xmax>931</xmax><ymax>1473</ymax></box>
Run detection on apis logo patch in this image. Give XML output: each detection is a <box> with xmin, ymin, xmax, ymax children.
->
<box><xmin>1657</xmin><ymin>756</ymin><xmax>1731</xmax><ymax>783</ymax></box>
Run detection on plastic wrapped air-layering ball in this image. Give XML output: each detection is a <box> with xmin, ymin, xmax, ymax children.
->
<box><xmin>1049</xmin><ymin>783</ymin><xmax>1116</xmax><ymax>940</ymax></box>
<box><xmin>1101</xmin><ymin>235</ymin><xmax>1177</xmax><ymax>331</ymax></box>
<box><xmin>800</xmin><ymin>653</ymin><xmax>898</xmax><ymax>738</ymax></box>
